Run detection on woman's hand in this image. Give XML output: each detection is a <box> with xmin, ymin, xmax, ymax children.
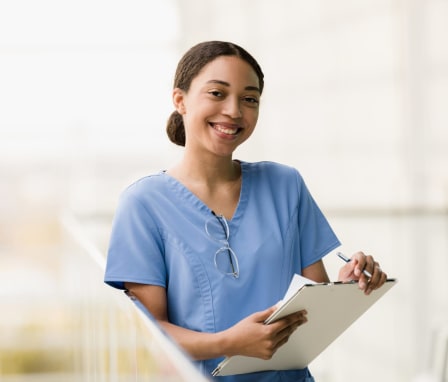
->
<box><xmin>338</xmin><ymin>251</ymin><xmax>387</xmax><ymax>295</ymax></box>
<box><xmin>221</xmin><ymin>306</ymin><xmax>308</xmax><ymax>360</ymax></box>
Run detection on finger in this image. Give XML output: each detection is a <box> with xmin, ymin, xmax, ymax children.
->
<box><xmin>341</xmin><ymin>259</ymin><xmax>357</xmax><ymax>280</ymax></box>
<box><xmin>275</xmin><ymin>317</ymin><xmax>305</xmax><ymax>345</ymax></box>
<box><xmin>357</xmin><ymin>256</ymin><xmax>376</xmax><ymax>291</ymax></box>
<box><xmin>362</xmin><ymin>261</ymin><xmax>378</xmax><ymax>284</ymax></box>
<box><xmin>356</xmin><ymin>253</ymin><xmax>376</xmax><ymax>278</ymax></box>
<box><xmin>285</xmin><ymin>310</ymin><xmax>308</xmax><ymax>327</ymax></box>
<box><xmin>358</xmin><ymin>273</ymin><xmax>369</xmax><ymax>291</ymax></box>
<box><xmin>351</xmin><ymin>252</ymin><xmax>365</xmax><ymax>277</ymax></box>
<box><xmin>367</xmin><ymin>265</ymin><xmax>387</xmax><ymax>292</ymax></box>
<box><xmin>365</xmin><ymin>265</ymin><xmax>388</xmax><ymax>295</ymax></box>
<box><xmin>254</xmin><ymin>305</ymin><xmax>278</xmax><ymax>322</ymax></box>
<box><xmin>380</xmin><ymin>270</ymin><xmax>388</xmax><ymax>285</ymax></box>
<box><xmin>276</xmin><ymin>313</ymin><xmax>308</xmax><ymax>349</ymax></box>
<box><xmin>357</xmin><ymin>258</ymin><xmax>382</xmax><ymax>290</ymax></box>
<box><xmin>282</xmin><ymin>311</ymin><xmax>308</xmax><ymax>332</ymax></box>
<box><xmin>270</xmin><ymin>309</ymin><xmax>307</xmax><ymax>336</ymax></box>
<box><xmin>274</xmin><ymin>332</ymin><xmax>290</xmax><ymax>351</ymax></box>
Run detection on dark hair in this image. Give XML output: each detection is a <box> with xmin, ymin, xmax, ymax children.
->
<box><xmin>166</xmin><ymin>41</ymin><xmax>264</xmax><ymax>146</ymax></box>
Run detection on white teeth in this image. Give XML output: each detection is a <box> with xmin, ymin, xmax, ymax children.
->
<box><xmin>213</xmin><ymin>124</ymin><xmax>239</xmax><ymax>135</ymax></box>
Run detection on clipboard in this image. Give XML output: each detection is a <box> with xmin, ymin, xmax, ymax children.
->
<box><xmin>213</xmin><ymin>277</ymin><xmax>397</xmax><ymax>376</ymax></box>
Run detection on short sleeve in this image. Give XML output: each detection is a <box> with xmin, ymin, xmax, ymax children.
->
<box><xmin>104</xmin><ymin>188</ymin><xmax>167</xmax><ymax>290</ymax></box>
<box><xmin>295</xmin><ymin>171</ymin><xmax>340</xmax><ymax>269</ymax></box>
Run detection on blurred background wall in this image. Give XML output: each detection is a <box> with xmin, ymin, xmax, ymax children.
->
<box><xmin>1</xmin><ymin>1</ymin><xmax>447</xmax><ymax>381</ymax></box>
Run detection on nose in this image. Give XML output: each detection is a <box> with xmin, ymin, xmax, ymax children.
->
<box><xmin>223</xmin><ymin>96</ymin><xmax>242</xmax><ymax>119</ymax></box>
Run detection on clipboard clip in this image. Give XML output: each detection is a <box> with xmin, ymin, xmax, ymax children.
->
<box><xmin>212</xmin><ymin>365</ymin><xmax>222</xmax><ymax>377</ymax></box>
<box><xmin>332</xmin><ymin>280</ymin><xmax>358</xmax><ymax>285</ymax></box>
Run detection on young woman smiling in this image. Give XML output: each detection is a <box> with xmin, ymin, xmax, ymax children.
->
<box><xmin>105</xmin><ymin>41</ymin><xmax>387</xmax><ymax>382</ymax></box>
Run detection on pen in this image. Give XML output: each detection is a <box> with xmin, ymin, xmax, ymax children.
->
<box><xmin>337</xmin><ymin>252</ymin><xmax>372</xmax><ymax>278</ymax></box>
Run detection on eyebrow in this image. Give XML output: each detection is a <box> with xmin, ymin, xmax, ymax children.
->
<box><xmin>206</xmin><ymin>79</ymin><xmax>261</xmax><ymax>93</ymax></box>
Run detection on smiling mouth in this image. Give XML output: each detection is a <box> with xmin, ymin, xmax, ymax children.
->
<box><xmin>210</xmin><ymin>122</ymin><xmax>242</xmax><ymax>136</ymax></box>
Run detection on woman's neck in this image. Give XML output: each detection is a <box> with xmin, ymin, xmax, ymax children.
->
<box><xmin>168</xmin><ymin>153</ymin><xmax>240</xmax><ymax>186</ymax></box>
<box><xmin>167</xmin><ymin>154</ymin><xmax>242</xmax><ymax>219</ymax></box>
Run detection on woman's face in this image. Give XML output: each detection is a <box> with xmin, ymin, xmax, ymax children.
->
<box><xmin>173</xmin><ymin>55</ymin><xmax>261</xmax><ymax>158</ymax></box>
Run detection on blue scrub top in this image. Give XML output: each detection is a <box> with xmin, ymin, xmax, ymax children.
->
<box><xmin>105</xmin><ymin>161</ymin><xmax>340</xmax><ymax>381</ymax></box>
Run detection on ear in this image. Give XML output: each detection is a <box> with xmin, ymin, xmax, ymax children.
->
<box><xmin>173</xmin><ymin>88</ymin><xmax>186</xmax><ymax>115</ymax></box>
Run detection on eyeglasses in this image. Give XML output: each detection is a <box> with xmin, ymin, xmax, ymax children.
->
<box><xmin>205</xmin><ymin>212</ymin><xmax>240</xmax><ymax>279</ymax></box>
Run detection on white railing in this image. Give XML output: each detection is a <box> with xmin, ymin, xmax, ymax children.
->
<box><xmin>60</xmin><ymin>212</ymin><xmax>208</xmax><ymax>382</ymax></box>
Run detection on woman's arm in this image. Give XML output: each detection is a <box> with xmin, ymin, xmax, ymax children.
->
<box><xmin>125</xmin><ymin>282</ymin><xmax>308</xmax><ymax>361</ymax></box>
<box><xmin>302</xmin><ymin>259</ymin><xmax>331</xmax><ymax>283</ymax></box>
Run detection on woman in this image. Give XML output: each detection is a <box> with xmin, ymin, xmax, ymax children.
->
<box><xmin>105</xmin><ymin>41</ymin><xmax>387</xmax><ymax>381</ymax></box>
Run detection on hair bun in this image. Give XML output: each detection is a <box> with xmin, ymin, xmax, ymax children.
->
<box><xmin>166</xmin><ymin>110</ymin><xmax>185</xmax><ymax>146</ymax></box>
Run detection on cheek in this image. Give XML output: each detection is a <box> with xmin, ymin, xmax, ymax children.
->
<box><xmin>245</xmin><ymin>109</ymin><xmax>259</xmax><ymax>128</ymax></box>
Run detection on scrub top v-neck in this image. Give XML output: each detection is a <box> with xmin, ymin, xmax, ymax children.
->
<box><xmin>162</xmin><ymin>160</ymin><xmax>249</xmax><ymax>229</ymax></box>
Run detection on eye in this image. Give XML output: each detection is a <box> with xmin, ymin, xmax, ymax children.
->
<box><xmin>243</xmin><ymin>96</ymin><xmax>259</xmax><ymax>105</ymax></box>
<box><xmin>208</xmin><ymin>90</ymin><xmax>223</xmax><ymax>98</ymax></box>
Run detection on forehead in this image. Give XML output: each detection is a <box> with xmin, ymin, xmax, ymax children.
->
<box><xmin>193</xmin><ymin>56</ymin><xmax>260</xmax><ymax>90</ymax></box>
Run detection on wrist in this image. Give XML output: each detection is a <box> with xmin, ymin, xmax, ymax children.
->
<box><xmin>215</xmin><ymin>328</ymin><xmax>235</xmax><ymax>358</ymax></box>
